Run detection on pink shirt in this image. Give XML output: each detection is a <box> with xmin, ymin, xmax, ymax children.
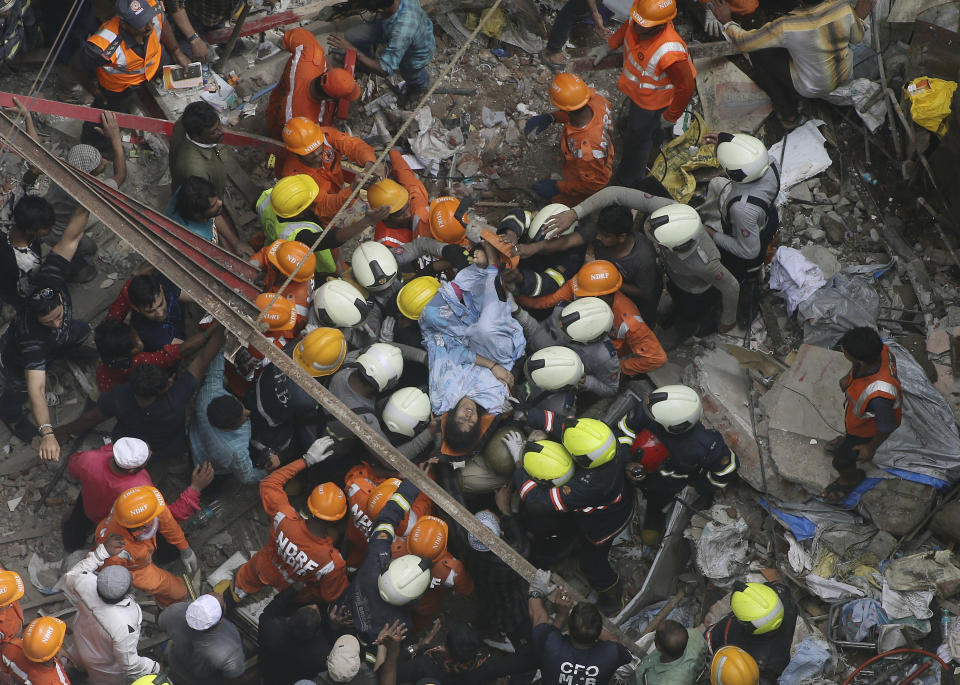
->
<box><xmin>68</xmin><ymin>444</ymin><xmax>200</xmax><ymax>522</ymax></box>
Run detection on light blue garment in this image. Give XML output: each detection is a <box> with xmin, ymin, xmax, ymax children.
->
<box><xmin>778</xmin><ymin>638</ymin><xmax>831</xmax><ymax>685</ymax></box>
<box><xmin>419</xmin><ymin>265</ymin><xmax>525</xmax><ymax>414</ymax></box>
<box><xmin>166</xmin><ymin>189</ymin><xmax>216</xmax><ymax>243</ymax></box>
<box><xmin>188</xmin><ymin>351</ymin><xmax>266</xmax><ymax>484</ymax></box>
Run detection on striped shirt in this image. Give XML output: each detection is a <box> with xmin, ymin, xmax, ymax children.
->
<box><xmin>722</xmin><ymin>0</ymin><xmax>866</xmax><ymax>98</ymax></box>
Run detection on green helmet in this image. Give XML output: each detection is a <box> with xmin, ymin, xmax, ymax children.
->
<box><xmin>483</xmin><ymin>426</ymin><xmax>521</xmax><ymax>478</ymax></box>
<box><xmin>562</xmin><ymin>418</ymin><xmax>616</xmax><ymax>469</ymax></box>
<box><xmin>522</xmin><ymin>440</ymin><xmax>574</xmax><ymax>486</ymax></box>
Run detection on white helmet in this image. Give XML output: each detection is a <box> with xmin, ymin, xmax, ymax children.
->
<box><xmin>313</xmin><ymin>279</ymin><xmax>370</xmax><ymax>327</ymax></box>
<box><xmin>645</xmin><ymin>384</ymin><xmax>702</xmax><ymax>434</ymax></box>
<box><xmin>352</xmin><ymin>241</ymin><xmax>398</xmax><ymax>293</ymax></box>
<box><xmin>378</xmin><ymin>554</ymin><xmax>432</xmax><ymax>606</ymax></box>
<box><xmin>382</xmin><ymin>387</ymin><xmax>432</xmax><ymax>437</ymax></box>
<box><xmin>558</xmin><ymin>297</ymin><xmax>613</xmax><ymax>343</ymax></box>
<box><xmin>526</xmin><ymin>346</ymin><xmax>585</xmax><ymax>390</ymax></box>
<box><xmin>648</xmin><ymin>204</ymin><xmax>702</xmax><ymax>251</ymax></box>
<box><xmin>716</xmin><ymin>132</ymin><xmax>770</xmax><ymax>184</ymax></box>
<box><xmin>356</xmin><ymin>343</ymin><xmax>404</xmax><ymax>392</ymax></box>
<box><xmin>528</xmin><ymin>203</ymin><xmax>577</xmax><ymax>242</ymax></box>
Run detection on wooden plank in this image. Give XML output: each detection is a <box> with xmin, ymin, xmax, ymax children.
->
<box><xmin>0</xmin><ymin>527</ymin><xmax>46</xmax><ymax>544</ymax></box>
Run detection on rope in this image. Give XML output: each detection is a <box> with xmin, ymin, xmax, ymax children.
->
<box><xmin>257</xmin><ymin>0</ymin><xmax>505</xmax><ymax>322</ymax></box>
<box><xmin>0</xmin><ymin>0</ymin><xmax>84</xmax><ymax>169</ymax></box>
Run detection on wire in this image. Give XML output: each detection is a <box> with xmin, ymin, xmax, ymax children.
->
<box><xmin>257</xmin><ymin>0</ymin><xmax>506</xmax><ymax>323</ymax></box>
<box><xmin>776</xmin><ymin>385</ymin><xmax>845</xmax><ymax>434</ymax></box>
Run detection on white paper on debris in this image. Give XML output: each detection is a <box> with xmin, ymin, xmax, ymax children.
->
<box><xmin>769</xmin><ymin>246</ymin><xmax>827</xmax><ymax>315</ymax></box>
<box><xmin>769</xmin><ymin>120</ymin><xmax>833</xmax><ymax>205</ymax></box>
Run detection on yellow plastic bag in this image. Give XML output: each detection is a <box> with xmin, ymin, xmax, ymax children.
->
<box><xmin>906</xmin><ymin>77</ymin><xmax>958</xmax><ymax>137</ymax></box>
<box><xmin>648</xmin><ymin>112</ymin><xmax>719</xmax><ymax>203</ymax></box>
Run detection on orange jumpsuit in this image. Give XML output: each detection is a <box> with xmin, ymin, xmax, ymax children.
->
<box><xmin>249</xmin><ymin>246</ymin><xmax>314</xmax><ymax>331</ymax></box>
<box><xmin>0</xmin><ymin>602</ymin><xmax>22</xmax><ymax>642</ymax></box>
<box><xmin>374</xmin><ymin>150</ymin><xmax>432</xmax><ymax>248</ymax></box>
<box><xmin>235</xmin><ymin>459</ymin><xmax>348</xmax><ymax>603</ymax></box>
<box><xmin>266</xmin><ymin>28</ymin><xmax>332</xmax><ymax>137</ymax></box>
<box><xmin>390</xmin><ymin>538</ymin><xmax>474</xmax><ymax>627</ymax></box>
<box><xmin>93</xmin><ymin>510</ymin><xmax>188</xmax><ymax>608</ymax></box>
<box><xmin>281</xmin><ymin>130</ymin><xmax>376</xmax><ymax>224</ymax></box>
<box><xmin>519</xmin><ymin>286</ymin><xmax>667</xmax><ymax>376</ymax></box>
<box><xmin>342</xmin><ymin>463</ymin><xmax>432</xmax><ymax>569</ymax></box>
<box><xmin>0</xmin><ymin>639</ymin><xmax>70</xmax><ymax>684</ymax></box>
<box><xmin>553</xmin><ymin>90</ymin><xmax>615</xmax><ymax>207</ymax></box>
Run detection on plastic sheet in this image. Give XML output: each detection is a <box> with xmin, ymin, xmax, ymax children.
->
<box><xmin>906</xmin><ymin>77</ymin><xmax>958</xmax><ymax>137</ymax></box>
<box><xmin>685</xmin><ymin>506</ymin><xmax>750</xmax><ymax>580</ymax></box>
<box><xmin>798</xmin><ymin>273</ymin><xmax>880</xmax><ymax>348</ymax></box>
<box><xmin>884</xmin><ymin>551</ymin><xmax>960</xmax><ymax>594</ymax></box>
<box><xmin>769</xmin><ymin>246</ymin><xmax>826</xmax><ymax>314</ymax></box>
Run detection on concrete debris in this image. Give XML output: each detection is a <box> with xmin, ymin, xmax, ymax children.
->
<box><xmin>858</xmin><ymin>479</ymin><xmax>938</xmax><ymax>536</ymax></box>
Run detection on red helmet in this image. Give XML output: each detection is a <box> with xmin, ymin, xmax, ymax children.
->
<box><xmin>631</xmin><ymin>429</ymin><xmax>669</xmax><ymax>474</ymax></box>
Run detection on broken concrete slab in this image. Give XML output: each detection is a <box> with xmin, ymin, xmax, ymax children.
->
<box><xmin>858</xmin><ymin>479</ymin><xmax>937</xmax><ymax>536</ymax></box>
<box><xmin>693</xmin><ymin>57</ymin><xmax>772</xmax><ymax>134</ymax></box>
<box><xmin>800</xmin><ymin>245</ymin><xmax>841</xmax><ymax>281</ymax></box>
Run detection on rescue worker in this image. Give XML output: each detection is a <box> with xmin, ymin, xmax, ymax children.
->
<box><xmin>705</xmin><ymin>581</ymin><xmax>798</xmax><ymax>684</ymax></box>
<box><xmin>309</xmin><ymin>278</ymin><xmax>378</xmax><ymax>348</ymax></box>
<box><xmin>518</xmin><ymin>259</ymin><xmax>667</xmax><ymax>377</ymax></box>
<box><xmin>513</xmin><ymin>296</ymin><xmax>620</xmax><ymax>398</ymax></box>
<box><xmin>63</xmin><ymin>542</ymin><xmax>160</xmax><ymax>683</ymax></box>
<box><xmin>497</xmin><ymin>206</ymin><xmax>583</xmax><ymax>300</ymax></box>
<box><xmin>233</xmin><ymin>437</ymin><xmax>349</xmax><ymax>603</ymax></box>
<box><xmin>380</xmin><ymin>387</ymin><xmax>434</xmax><ymax>447</ymax></box>
<box><xmin>0</xmin><ymin>0</ymin><xmax>36</xmax><ymax>70</ymax></box>
<box><xmin>248</xmin><ymin>240</ymin><xmax>316</xmax><ymax>329</ymax></box>
<box><xmin>0</xmin><ymin>616</ymin><xmax>70</xmax><ymax>685</ymax></box>
<box><xmin>368</xmin><ymin>149</ymin><xmax>430</xmax><ymax>249</ymax></box>
<box><xmin>280</xmin><ymin>117</ymin><xmax>378</xmax><ymax>225</ymax></box>
<box><xmin>255</xmin><ymin>175</ymin><xmax>389</xmax><ymax>276</ymax></box>
<box><xmin>334</xmin><ymin>477</ymin><xmax>432</xmax><ymax>657</ymax></box>
<box><xmin>602</xmin><ymin>0</ymin><xmax>696</xmax><ymax>187</ymax></box>
<box><xmin>232</xmin><ymin>293</ymin><xmax>300</xmax><ymax>381</ymax></box>
<box><xmin>266</xmin><ymin>27</ymin><xmax>362</xmax><ymax>136</ymax></box>
<box><xmin>349</xmin><ymin>240</ymin><xmax>400</xmax><ymax>312</ymax></box>
<box><xmin>92</xmin><ymin>486</ymin><xmax>196</xmax><ymax>607</ymax></box>
<box><xmin>515</xmin><ymin>417</ymin><xmax>633</xmax><ymax>614</ymax></box>
<box><xmin>391</xmin><ymin>196</ymin><xmax>481</xmax><ymax>277</ymax></box>
<box><xmin>703</xmin><ymin>133</ymin><xmax>782</xmax><ymax>327</ymax></box>
<box><xmin>0</xmin><ymin>570</ymin><xmax>24</xmax><ymax>643</ymax></box>
<box><xmin>244</xmin><ymin>328</ymin><xmax>346</xmax><ymax>459</ymax></box>
<box><xmin>515</xmin><ymin>346</ymin><xmax>585</xmax><ymax>417</ymax></box>
<box><xmin>822</xmin><ymin>326</ymin><xmax>902</xmax><ymax>502</ymax></box>
<box><xmin>710</xmin><ymin>646</ymin><xmax>760</xmax><ymax>685</ymax></box>
<box><xmin>524</xmin><ymin>73</ymin><xmax>615</xmax><ymax>206</ymax></box>
<box><xmin>616</xmin><ymin>385</ymin><xmax>737</xmax><ymax>543</ymax></box>
<box><xmin>71</xmin><ymin>0</ymin><xmax>190</xmax><ymax>113</ymax></box>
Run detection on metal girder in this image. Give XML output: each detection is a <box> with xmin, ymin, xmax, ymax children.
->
<box><xmin>0</xmin><ymin>115</ymin><xmax>647</xmax><ymax>657</ymax></box>
<box><xmin>203</xmin><ymin>0</ymin><xmax>343</xmax><ymax>44</ymax></box>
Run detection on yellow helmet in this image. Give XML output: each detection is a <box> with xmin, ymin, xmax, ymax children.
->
<box><xmin>711</xmin><ymin>646</ymin><xmax>760</xmax><ymax>685</ymax></box>
<box><xmin>270</xmin><ymin>175</ymin><xmax>320</xmax><ymax>218</ymax></box>
<box><xmin>397</xmin><ymin>276</ymin><xmax>441</xmax><ymax>320</ymax></box>
<box><xmin>730</xmin><ymin>582</ymin><xmax>784</xmax><ymax>635</ymax></box>
<box><xmin>522</xmin><ymin>440</ymin><xmax>574</xmax><ymax>486</ymax></box>
<box><xmin>131</xmin><ymin>675</ymin><xmax>174</xmax><ymax>685</ymax></box>
<box><xmin>562</xmin><ymin>418</ymin><xmax>616</xmax><ymax>469</ymax></box>
<box><xmin>368</xmin><ymin>178</ymin><xmax>410</xmax><ymax>214</ymax></box>
<box><xmin>293</xmin><ymin>327</ymin><xmax>347</xmax><ymax>377</ymax></box>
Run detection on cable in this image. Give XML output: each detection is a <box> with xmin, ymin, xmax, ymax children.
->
<box><xmin>257</xmin><ymin>0</ymin><xmax>506</xmax><ymax>323</ymax></box>
<box><xmin>839</xmin><ymin>648</ymin><xmax>948</xmax><ymax>685</ymax></box>
<box><xmin>776</xmin><ymin>385</ymin><xmax>845</xmax><ymax>434</ymax></box>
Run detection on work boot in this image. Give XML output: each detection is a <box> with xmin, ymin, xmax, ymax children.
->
<box><xmin>736</xmin><ymin>279</ymin><xmax>760</xmax><ymax>330</ymax></box>
<box><xmin>4</xmin><ymin>414</ymin><xmax>36</xmax><ymax>444</ymax></box>
<box><xmin>595</xmin><ymin>578</ymin><xmax>624</xmax><ymax>616</ymax></box>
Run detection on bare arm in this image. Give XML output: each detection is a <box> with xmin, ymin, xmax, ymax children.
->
<box><xmin>8</xmin><ymin>98</ymin><xmax>41</xmax><ymax>183</ymax></box>
<box><xmin>97</xmin><ymin>111</ymin><xmax>127</xmax><ymax>187</ymax></box>
<box><xmin>52</xmin><ymin>204</ymin><xmax>92</xmax><ymax>262</ymax></box>
<box><xmin>214</xmin><ymin>210</ymin><xmax>254</xmax><ymax>258</ymax></box>
<box><xmin>528</xmin><ymin>596</ymin><xmax>550</xmax><ymax>628</ymax></box>
<box><xmin>166</xmin><ymin>7</ymin><xmax>210</xmax><ymax>62</ymax></box>
<box><xmin>26</xmin><ymin>370</ymin><xmax>58</xmax><ymax>461</ymax></box>
<box><xmin>160</xmin><ymin>16</ymin><xmax>191</xmax><ymax>67</ymax></box>
<box><xmin>185</xmin><ymin>326</ymin><xmax>225</xmax><ymax>380</ymax></box>
<box><xmin>516</xmin><ymin>231</ymin><xmax>586</xmax><ymax>258</ymax></box>
<box><xmin>56</xmin><ymin>402</ymin><xmax>107</xmax><ymax>441</ymax></box>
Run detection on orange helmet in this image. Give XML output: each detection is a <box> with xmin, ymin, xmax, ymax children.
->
<box><xmin>113</xmin><ymin>486</ymin><xmax>165</xmax><ymax>528</ymax></box>
<box><xmin>550</xmin><ymin>73</ymin><xmax>590</xmax><ymax>111</ymax></box>
<box><xmin>255</xmin><ymin>293</ymin><xmax>298</xmax><ymax>333</ymax></box>
<box><xmin>428</xmin><ymin>197</ymin><xmax>466</xmax><ymax>244</ymax></box>
<box><xmin>367</xmin><ymin>478</ymin><xmax>419</xmax><ymax>535</ymax></box>
<box><xmin>319</xmin><ymin>68</ymin><xmax>362</xmax><ymax>101</ymax></box>
<box><xmin>307</xmin><ymin>482</ymin><xmax>347</xmax><ymax>521</ymax></box>
<box><xmin>571</xmin><ymin>260</ymin><xmax>623</xmax><ymax>297</ymax></box>
<box><xmin>408</xmin><ymin>515</ymin><xmax>448</xmax><ymax>560</ymax></box>
<box><xmin>266</xmin><ymin>240</ymin><xmax>316</xmax><ymax>282</ymax></box>
<box><xmin>630</xmin><ymin>0</ymin><xmax>676</xmax><ymax>27</ymax></box>
<box><xmin>0</xmin><ymin>571</ymin><xmax>25</xmax><ymax>607</ymax></box>
<box><xmin>282</xmin><ymin>116</ymin><xmax>325</xmax><ymax>156</ymax></box>
<box><xmin>23</xmin><ymin>616</ymin><xmax>66</xmax><ymax>663</ymax></box>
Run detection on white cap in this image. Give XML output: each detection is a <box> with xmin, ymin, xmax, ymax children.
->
<box><xmin>185</xmin><ymin>594</ymin><xmax>222</xmax><ymax>630</ymax></box>
<box><xmin>467</xmin><ymin>510</ymin><xmax>501</xmax><ymax>552</ymax></box>
<box><xmin>327</xmin><ymin>634</ymin><xmax>361</xmax><ymax>682</ymax></box>
<box><xmin>112</xmin><ymin>437</ymin><xmax>150</xmax><ymax>469</ymax></box>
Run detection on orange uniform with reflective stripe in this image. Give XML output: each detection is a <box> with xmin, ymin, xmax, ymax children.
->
<box><xmin>236</xmin><ymin>459</ymin><xmax>348</xmax><ymax>602</ymax></box>
<box><xmin>374</xmin><ymin>150</ymin><xmax>431</xmax><ymax>248</ymax></box>
<box><xmin>390</xmin><ymin>539</ymin><xmax>474</xmax><ymax>627</ymax></box>
<box><xmin>93</xmin><ymin>509</ymin><xmax>188</xmax><ymax>607</ymax></box>
<box><xmin>519</xmin><ymin>285</ymin><xmax>666</xmax><ymax>376</ymax></box>
<box><xmin>609</xmin><ymin>20</ymin><xmax>696</xmax><ymax>112</ymax></box>
<box><xmin>0</xmin><ymin>602</ymin><xmax>22</xmax><ymax>643</ymax></box>
<box><xmin>844</xmin><ymin>345</ymin><xmax>902</xmax><ymax>438</ymax></box>
<box><xmin>553</xmin><ymin>90</ymin><xmax>615</xmax><ymax>206</ymax></box>
<box><xmin>266</xmin><ymin>28</ymin><xmax>332</xmax><ymax>138</ymax></box>
<box><xmin>0</xmin><ymin>640</ymin><xmax>70</xmax><ymax>685</ymax></box>
<box><xmin>249</xmin><ymin>246</ymin><xmax>314</xmax><ymax>330</ymax></box>
<box><xmin>87</xmin><ymin>8</ymin><xmax>163</xmax><ymax>93</ymax></box>
<box><xmin>280</xmin><ymin>130</ymin><xmax>376</xmax><ymax>224</ymax></box>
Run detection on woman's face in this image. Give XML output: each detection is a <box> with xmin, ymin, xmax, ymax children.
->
<box><xmin>453</xmin><ymin>398</ymin><xmax>479</xmax><ymax>432</ymax></box>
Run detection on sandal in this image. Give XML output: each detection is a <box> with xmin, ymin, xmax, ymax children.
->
<box><xmin>821</xmin><ymin>469</ymin><xmax>866</xmax><ymax>504</ymax></box>
<box><xmin>539</xmin><ymin>49</ymin><xmax>565</xmax><ymax>73</ymax></box>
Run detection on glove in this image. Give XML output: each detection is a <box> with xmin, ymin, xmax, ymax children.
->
<box><xmin>303</xmin><ymin>436</ymin><xmax>335</xmax><ymax>466</ymax></box>
<box><xmin>532</xmin><ymin>178</ymin><xmax>559</xmax><ymax>200</ymax></box>
<box><xmin>704</xmin><ymin>8</ymin><xmax>723</xmax><ymax>37</ymax></box>
<box><xmin>379</xmin><ymin>316</ymin><xmax>396</xmax><ymax>343</ymax></box>
<box><xmin>587</xmin><ymin>44</ymin><xmax>611</xmax><ymax>66</ymax></box>
<box><xmin>502</xmin><ymin>430</ymin><xmax>525</xmax><ymax>463</ymax></box>
<box><xmin>180</xmin><ymin>547</ymin><xmax>198</xmax><ymax>575</ymax></box>
<box><xmin>442</xmin><ymin>243</ymin><xmax>473</xmax><ymax>270</ymax></box>
<box><xmin>523</xmin><ymin>113</ymin><xmax>554</xmax><ymax>137</ymax></box>
<box><xmin>529</xmin><ymin>568</ymin><xmax>552</xmax><ymax>598</ymax></box>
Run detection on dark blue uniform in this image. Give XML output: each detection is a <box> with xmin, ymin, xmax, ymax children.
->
<box><xmin>532</xmin><ymin>623</ymin><xmax>631</xmax><ymax>685</ymax></box>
